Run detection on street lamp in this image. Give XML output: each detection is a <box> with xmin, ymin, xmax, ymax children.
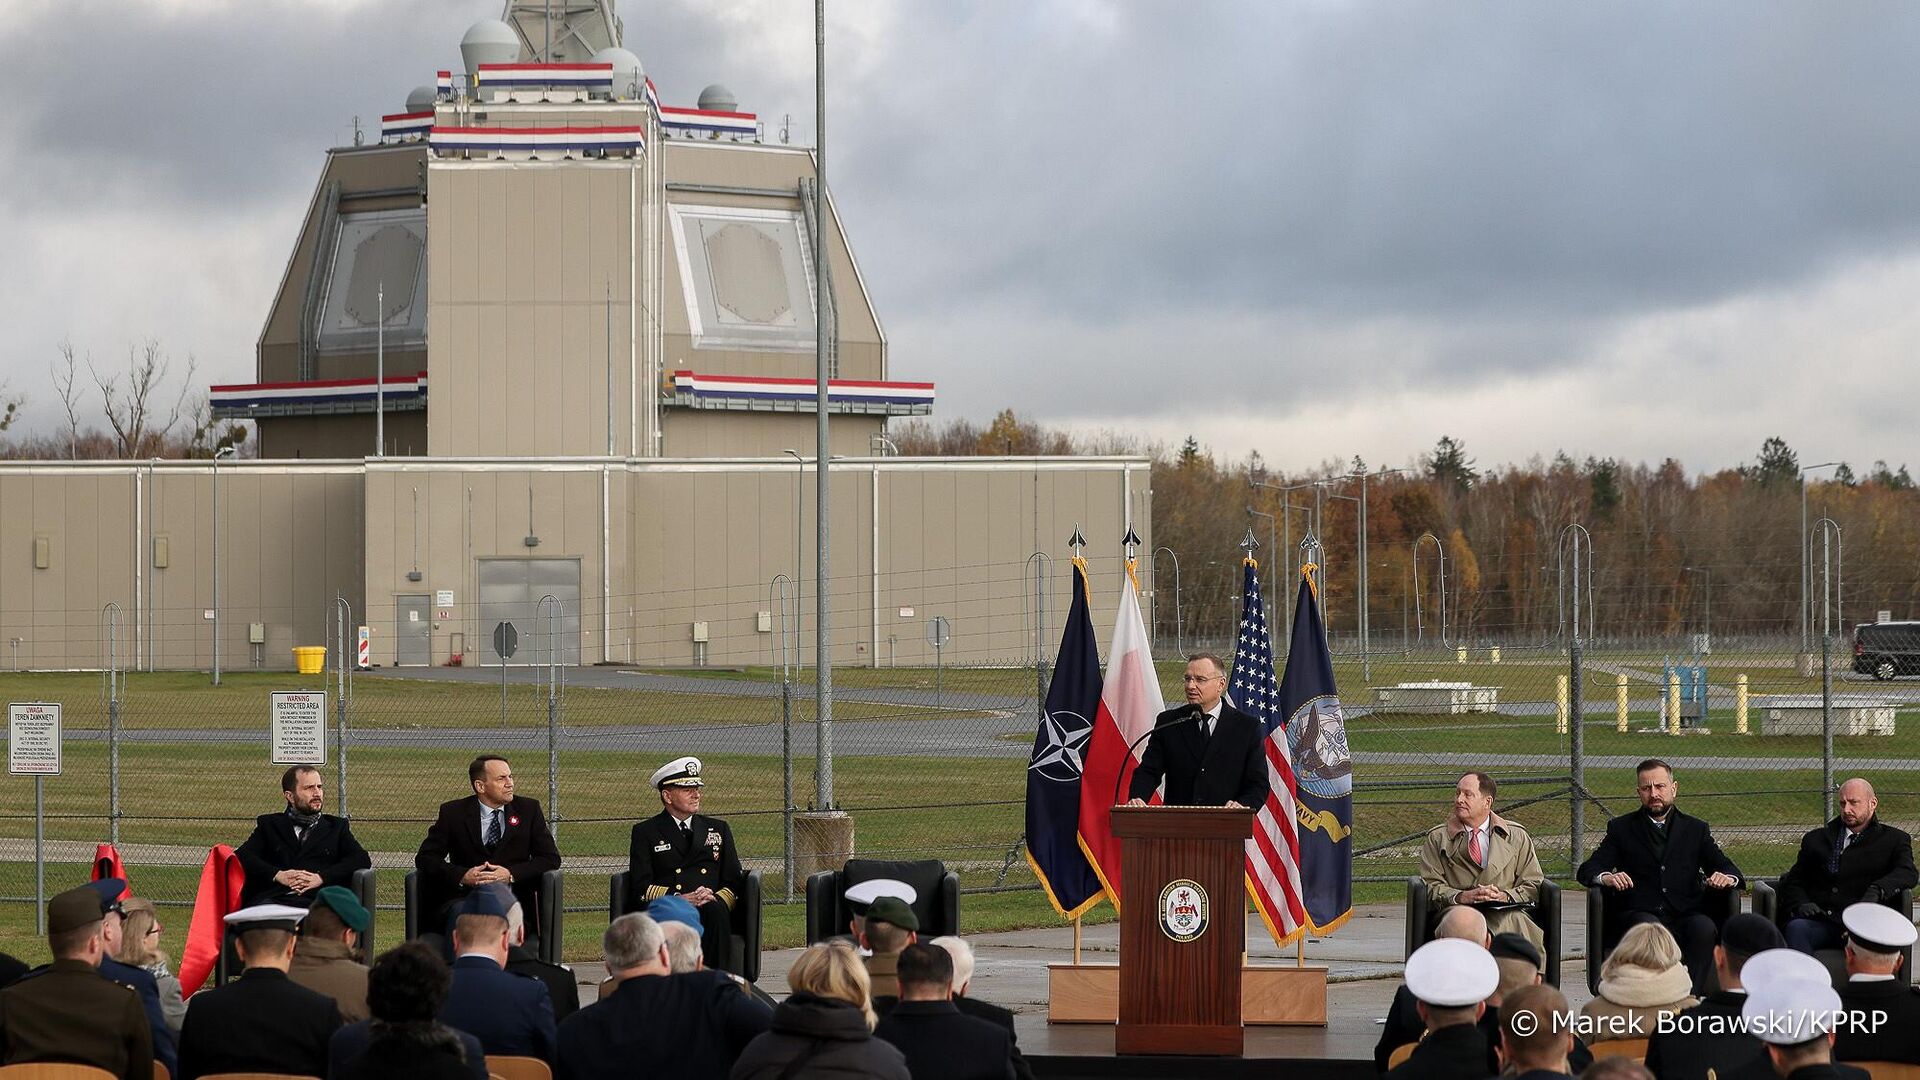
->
<box><xmin>1800</xmin><ymin>462</ymin><xmax>1840</xmax><ymax>650</ymax></box>
<box><xmin>1247</xmin><ymin>507</ymin><xmax>1278</xmax><ymax>629</ymax></box>
<box><xmin>782</xmin><ymin>449</ymin><xmax>805</xmax><ymax>675</ymax></box>
<box><xmin>211</xmin><ymin>445</ymin><xmax>237</xmax><ymax>686</ymax></box>
<box><xmin>1250</xmin><ymin>478</ymin><xmax>1318</xmax><ymax>636</ymax></box>
<box><xmin>1413</xmin><ymin>531</ymin><xmax>1448</xmax><ymax>648</ymax></box>
<box><xmin>1683</xmin><ymin>566</ymin><xmax>1710</xmax><ymax>653</ymax></box>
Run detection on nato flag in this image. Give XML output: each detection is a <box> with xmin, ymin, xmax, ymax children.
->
<box><xmin>1024</xmin><ymin>558</ymin><xmax>1106</xmax><ymax>919</ymax></box>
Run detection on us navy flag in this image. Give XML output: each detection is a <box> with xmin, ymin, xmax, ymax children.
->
<box><xmin>1024</xmin><ymin>557</ymin><xmax>1105</xmax><ymax>918</ymax></box>
<box><xmin>1277</xmin><ymin>564</ymin><xmax>1354</xmax><ymax>933</ymax></box>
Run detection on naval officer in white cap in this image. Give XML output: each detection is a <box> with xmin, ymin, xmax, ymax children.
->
<box><xmin>1743</xmin><ymin>978</ymin><xmax>1852</xmax><ymax>1080</ymax></box>
<box><xmin>626</xmin><ymin>756</ymin><xmax>747</xmax><ymax>970</ymax></box>
<box><xmin>1833</xmin><ymin>901</ymin><xmax>1920</xmax><ymax>1063</ymax></box>
<box><xmin>177</xmin><ymin>905</ymin><xmax>343</xmax><ymax>1080</ymax></box>
<box><xmin>1388</xmin><ymin>937</ymin><xmax>1502</xmax><ymax>1080</ymax></box>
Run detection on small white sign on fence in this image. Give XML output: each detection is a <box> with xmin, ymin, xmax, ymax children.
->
<box><xmin>270</xmin><ymin>691</ymin><xmax>328</xmax><ymax>765</ymax></box>
<box><xmin>8</xmin><ymin>703</ymin><xmax>61</xmax><ymax>776</ymax></box>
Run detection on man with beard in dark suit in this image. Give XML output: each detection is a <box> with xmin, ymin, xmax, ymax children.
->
<box><xmin>1124</xmin><ymin>653</ymin><xmax>1268</xmax><ymax>809</ymax></box>
<box><xmin>1644</xmin><ymin>913</ymin><xmax>1788</xmax><ymax>1080</ymax></box>
<box><xmin>1777</xmin><ymin>778</ymin><xmax>1918</xmax><ymax>954</ymax></box>
<box><xmin>416</xmin><ymin>755</ymin><xmax>563</xmax><ymax>947</ymax></box>
<box><xmin>236</xmin><ymin>765</ymin><xmax>372</xmax><ymax>907</ymax></box>
<box><xmin>1832</xmin><ymin>902</ymin><xmax>1920</xmax><ymax>1064</ymax></box>
<box><xmin>626</xmin><ymin>756</ymin><xmax>747</xmax><ymax>968</ymax></box>
<box><xmin>177</xmin><ymin>905</ymin><xmax>343</xmax><ymax>1080</ymax></box>
<box><xmin>1576</xmin><ymin>758</ymin><xmax>1743</xmax><ymax>994</ymax></box>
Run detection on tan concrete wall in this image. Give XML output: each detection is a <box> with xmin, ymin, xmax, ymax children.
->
<box><xmin>0</xmin><ymin>464</ymin><xmax>365</xmax><ymax>671</ymax></box>
<box><xmin>659</xmin><ymin>411</ymin><xmax>881</xmax><ymax>459</ymax></box>
<box><xmin>257</xmin><ymin>413</ymin><xmax>428</xmax><ymax>460</ymax></box>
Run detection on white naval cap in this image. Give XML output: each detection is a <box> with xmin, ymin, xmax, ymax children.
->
<box><xmin>1404</xmin><ymin>938</ymin><xmax>1499</xmax><ymax>1007</ymax></box>
<box><xmin>844</xmin><ymin>877</ymin><xmax>919</xmax><ymax>914</ymax></box>
<box><xmin>1739</xmin><ymin>947</ymin><xmax>1833</xmax><ymax>991</ymax></box>
<box><xmin>650</xmin><ymin>756</ymin><xmax>704</xmax><ymax>789</ymax></box>
<box><xmin>1842</xmin><ymin>901</ymin><xmax>1919</xmax><ymax>952</ymax></box>
<box><xmin>222</xmin><ymin>903</ymin><xmax>310</xmax><ymax>932</ymax></box>
<box><xmin>1742</xmin><ymin>979</ymin><xmax>1845</xmax><ymax>1045</ymax></box>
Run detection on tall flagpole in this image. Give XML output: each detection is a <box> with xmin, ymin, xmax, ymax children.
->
<box><xmin>813</xmin><ymin>0</ymin><xmax>834</xmax><ymax>807</ymax></box>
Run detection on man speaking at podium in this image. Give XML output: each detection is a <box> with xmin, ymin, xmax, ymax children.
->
<box><xmin>1124</xmin><ymin>653</ymin><xmax>1269</xmax><ymax>809</ymax></box>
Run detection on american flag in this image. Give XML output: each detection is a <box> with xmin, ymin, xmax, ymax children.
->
<box><xmin>1228</xmin><ymin>558</ymin><xmax>1308</xmax><ymax>946</ymax></box>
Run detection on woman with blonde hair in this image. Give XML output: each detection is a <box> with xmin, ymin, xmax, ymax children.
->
<box><xmin>1581</xmin><ymin>921</ymin><xmax>1698</xmax><ymax>1033</ymax></box>
<box><xmin>116</xmin><ymin>896</ymin><xmax>187</xmax><ymax>1035</ymax></box>
<box><xmin>730</xmin><ymin>941</ymin><xmax>908</xmax><ymax>1080</ymax></box>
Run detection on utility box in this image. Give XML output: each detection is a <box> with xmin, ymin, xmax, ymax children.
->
<box><xmin>756</xmin><ymin>611</ymin><xmax>773</xmax><ymax>633</ymax></box>
<box><xmin>690</xmin><ymin>621</ymin><xmax>710</xmax><ymax>643</ymax></box>
<box><xmin>248</xmin><ymin>623</ymin><xmax>266</xmax><ymax>645</ymax></box>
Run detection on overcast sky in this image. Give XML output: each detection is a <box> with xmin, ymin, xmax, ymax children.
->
<box><xmin>2</xmin><ymin>1</ymin><xmax>1916</xmax><ymax>475</ymax></box>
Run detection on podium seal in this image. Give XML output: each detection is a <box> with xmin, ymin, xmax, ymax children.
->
<box><xmin>1158</xmin><ymin>878</ymin><xmax>1210</xmax><ymax>942</ymax></box>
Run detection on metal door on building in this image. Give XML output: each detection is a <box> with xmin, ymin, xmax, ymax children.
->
<box><xmin>477</xmin><ymin>558</ymin><xmax>581</xmax><ymax>665</ymax></box>
<box><xmin>396</xmin><ymin>594</ymin><xmax>432</xmax><ymax>666</ymax></box>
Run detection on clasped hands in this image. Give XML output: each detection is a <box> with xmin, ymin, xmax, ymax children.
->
<box><xmin>460</xmin><ymin>862</ymin><xmax>514</xmax><ymax>887</ymax></box>
<box><xmin>273</xmin><ymin>869</ymin><xmax>324</xmax><ymax>894</ymax></box>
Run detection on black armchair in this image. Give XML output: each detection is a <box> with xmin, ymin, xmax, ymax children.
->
<box><xmin>404</xmin><ymin>868</ymin><xmax>564</xmax><ymax>964</ymax></box>
<box><xmin>1585</xmin><ymin>884</ymin><xmax>1740</xmax><ymax>994</ymax></box>
<box><xmin>1752</xmin><ymin>879</ymin><xmax>1913</xmax><ymax>987</ymax></box>
<box><xmin>805</xmin><ymin>859</ymin><xmax>960</xmax><ymax>944</ymax></box>
<box><xmin>609</xmin><ymin>870</ymin><xmax>763</xmax><ymax>983</ymax></box>
<box><xmin>217</xmin><ymin>866</ymin><xmax>377</xmax><ymax>985</ymax></box>
<box><xmin>1405</xmin><ymin>876</ymin><xmax>1563</xmax><ymax>988</ymax></box>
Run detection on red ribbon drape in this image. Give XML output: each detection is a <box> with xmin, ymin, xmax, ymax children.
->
<box><xmin>178</xmin><ymin>845</ymin><xmax>244</xmax><ymax>998</ymax></box>
<box><xmin>90</xmin><ymin>843</ymin><xmax>129</xmax><ymax>889</ymax></box>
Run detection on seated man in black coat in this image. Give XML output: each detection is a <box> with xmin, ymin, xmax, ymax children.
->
<box><xmin>236</xmin><ymin>765</ymin><xmax>372</xmax><ymax>907</ymax></box>
<box><xmin>1576</xmin><ymin>758</ymin><xmax>1742</xmax><ymax>994</ymax></box>
<box><xmin>416</xmin><ymin>755</ymin><xmax>563</xmax><ymax>945</ymax></box>
<box><xmin>929</xmin><ymin>936</ymin><xmax>1034</xmax><ymax>1080</ymax></box>
<box><xmin>1387</xmin><ymin>938</ymin><xmax>1499</xmax><ymax>1080</ymax></box>
<box><xmin>1645</xmin><ymin>913</ymin><xmax>1788</xmax><ymax>1080</ymax></box>
<box><xmin>177</xmin><ymin>905</ymin><xmax>344</xmax><ymax>1080</ymax></box>
<box><xmin>1832</xmin><ymin>903</ymin><xmax>1920</xmax><ymax>1065</ymax></box>
<box><xmin>1777</xmin><ymin>778</ymin><xmax>1918</xmax><ymax>954</ymax></box>
<box><xmin>874</xmin><ymin>944</ymin><xmax>1014</xmax><ymax>1080</ymax></box>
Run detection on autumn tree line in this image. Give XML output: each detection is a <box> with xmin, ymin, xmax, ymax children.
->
<box><xmin>894</xmin><ymin>413</ymin><xmax>1920</xmax><ymax>648</ymax></box>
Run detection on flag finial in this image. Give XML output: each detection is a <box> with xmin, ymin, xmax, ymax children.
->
<box><xmin>1121</xmin><ymin>525</ymin><xmax>1141</xmax><ymax>559</ymax></box>
<box><xmin>1068</xmin><ymin>525</ymin><xmax>1086</xmax><ymax>557</ymax></box>
<box><xmin>1240</xmin><ymin>527</ymin><xmax>1259</xmax><ymax>553</ymax></box>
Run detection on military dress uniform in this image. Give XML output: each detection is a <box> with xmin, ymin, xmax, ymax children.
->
<box><xmin>627</xmin><ymin>757</ymin><xmax>746</xmax><ymax>968</ymax></box>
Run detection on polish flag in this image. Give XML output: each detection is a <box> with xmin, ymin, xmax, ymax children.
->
<box><xmin>1075</xmin><ymin>558</ymin><xmax>1165</xmax><ymax>907</ymax></box>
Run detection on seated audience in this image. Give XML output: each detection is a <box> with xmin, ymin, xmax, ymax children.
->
<box><xmin>89</xmin><ymin>878</ymin><xmax>177</xmax><ymax>1075</ymax></box>
<box><xmin>330</xmin><ymin>943</ymin><xmax>485</xmax><ymax>1080</ymax></box>
<box><xmin>1832</xmin><ymin>902</ymin><xmax>1920</xmax><ymax>1064</ymax></box>
<box><xmin>1776</xmin><ymin>778</ymin><xmax>1916</xmax><ymax>954</ymax></box>
<box><xmin>502</xmin><ymin>890</ymin><xmax>579</xmax><ymax>1022</ymax></box>
<box><xmin>1579</xmin><ymin>921</ymin><xmax>1697</xmax><ymax>1038</ymax></box>
<box><xmin>291</xmin><ymin>885</ymin><xmax>371</xmax><ymax>1022</ymax></box>
<box><xmin>860</xmin><ymin>896</ymin><xmax>918</xmax><ymax>1004</ymax></box>
<box><xmin>1387</xmin><ymin>938</ymin><xmax>1499</xmax><ymax>1080</ymax></box>
<box><xmin>1481</xmin><ymin>933</ymin><xmax>1592</xmax><ymax>1075</ymax></box>
<box><xmin>1743</xmin><ymin>978</ymin><xmax>1856</xmax><ymax>1080</ymax></box>
<box><xmin>929</xmin><ymin>935</ymin><xmax>1034</xmax><ymax>1080</ymax></box>
<box><xmin>557</xmin><ymin>913</ymin><xmax>770</xmax><ymax>1080</ymax></box>
<box><xmin>438</xmin><ymin>887</ymin><xmax>557</xmax><ymax>1062</ymax></box>
<box><xmin>1644</xmin><ymin>914</ymin><xmax>1788</xmax><ymax>1080</ymax></box>
<box><xmin>115</xmin><ymin>895</ymin><xmax>186</xmax><ymax>1036</ymax></box>
<box><xmin>1376</xmin><ymin>907</ymin><xmax>1489</xmax><ymax>1071</ymax></box>
<box><xmin>1581</xmin><ymin>1057</ymin><xmax>1655</xmax><ymax>1080</ymax></box>
<box><xmin>177</xmin><ymin>905</ymin><xmax>343</xmax><ymax>1080</ymax></box>
<box><xmin>731</xmin><ymin>941</ymin><xmax>909</xmax><ymax>1080</ymax></box>
<box><xmin>0</xmin><ymin>886</ymin><xmax>153</xmax><ymax>1078</ymax></box>
<box><xmin>1420</xmin><ymin>772</ymin><xmax>1548</xmax><ymax>950</ymax></box>
<box><xmin>1497</xmin><ymin>983</ymin><xmax>1574</xmax><ymax>1079</ymax></box>
<box><xmin>873</xmin><ymin>943</ymin><xmax>1014</xmax><ymax>1080</ymax></box>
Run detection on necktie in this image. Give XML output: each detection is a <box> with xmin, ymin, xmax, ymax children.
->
<box><xmin>485</xmin><ymin>808</ymin><xmax>502</xmax><ymax>848</ymax></box>
<box><xmin>1469</xmin><ymin>826</ymin><xmax>1484</xmax><ymax>867</ymax></box>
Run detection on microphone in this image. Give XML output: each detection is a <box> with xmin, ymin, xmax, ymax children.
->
<box><xmin>1111</xmin><ymin>704</ymin><xmax>1205</xmax><ymax>809</ymax></box>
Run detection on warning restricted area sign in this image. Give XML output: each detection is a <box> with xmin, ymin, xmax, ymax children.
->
<box><xmin>271</xmin><ymin>691</ymin><xmax>328</xmax><ymax>765</ymax></box>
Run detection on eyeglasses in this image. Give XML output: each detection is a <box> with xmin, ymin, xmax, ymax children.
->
<box><xmin>1181</xmin><ymin>674</ymin><xmax>1222</xmax><ymax>684</ymax></box>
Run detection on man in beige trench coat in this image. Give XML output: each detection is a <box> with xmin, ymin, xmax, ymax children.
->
<box><xmin>1418</xmin><ymin>772</ymin><xmax>1547</xmax><ymax>950</ymax></box>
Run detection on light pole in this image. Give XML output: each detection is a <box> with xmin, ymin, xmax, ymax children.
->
<box><xmin>1247</xmin><ymin>507</ymin><xmax>1277</xmax><ymax>629</ymax></box>
<box><xmin>1250</xmin><ymin>478</ymin><xmax>1319</xmax><ymax>636</ymax></box>
<box><xmin>1413</xmin><ymin>531</ymin><xmax>1447</xmax><ymax>648</ymax></box>
<box><xmin>1800</xmin><ymin>462</ymin><xmax>1840</xmax><ymax>650</ymax></box>
<box><xmin>211</xmin><ymin>445</ymin><xmax>237</xmax><ymax>686</ymax></box>
<box><xmin>1683</xmin><ymin>566</ymin><xmax>1710</xmax><ymax>653</ymax></box>
<box><xmin>1152</xmin><ymin>546</ymin><xmax>1183</xmax><ymax>655</ymax></box>
<box><xmin>782</xmin><ymin>449</ymin><xmax>805</xmax><ymax>675</ymax></box>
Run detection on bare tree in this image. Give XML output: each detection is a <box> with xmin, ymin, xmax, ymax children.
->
<box><xmin>88</xmin><ymin>339</ymin><xmax>196</xmax><ymax>458</ymax></box>
<box><xmin>51</xmin><ymin>340</ymin><xmax>86</xmax><ymax>457</ymax></box>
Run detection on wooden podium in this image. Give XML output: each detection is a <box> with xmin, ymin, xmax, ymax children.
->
<box><xmin>1112</xmin><ymin>805</ymin><xmax>1252</xmax><ymax>1056</ymax></box>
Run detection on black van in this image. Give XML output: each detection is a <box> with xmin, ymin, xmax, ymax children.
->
<box><xmin>1853</xmin><ymin>621</ymin><xmax>1920</xmax><ymax>680</ymax></box>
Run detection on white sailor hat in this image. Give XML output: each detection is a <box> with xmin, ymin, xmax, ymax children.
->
<box><xmin>222</xmin><ymin>903</ymin><xmax>310</xmax><ymax>932</ymax></box>
<box><xmin>1404</xmin><ymin>938</ymin><xmax>1499</xmax><ymax>1007</ymax></box>
<box><xmin>1742</xmin><ymin>979</ymin><xmax>1844</xmax><ymax>1045</ymax></box>
<box><xmin>650</xmin><ymin>756</ymin><xmax>704</xmax><ymax>789</ymax></box>
<box><xmin>1739</xmin><ymin>947</ymin><xmax>1833</xmax><ymax>991</ymax></box>
<box><xmin>844</xmin><ymin>877</ymin><xmax>919</xmax><ymax>916</ymax></box>
<box><xmin>1842</xmin><ymin>901</ymin><xmax>1918</xmax><ymax>952</ymax></box>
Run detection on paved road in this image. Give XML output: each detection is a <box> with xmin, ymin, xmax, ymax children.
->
<box><xmin>364</xmin><ymin>666</ymin><xmax>1034</xmax><ymax>714</ymax></box>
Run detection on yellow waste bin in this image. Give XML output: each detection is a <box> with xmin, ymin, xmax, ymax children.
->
<box><xmin>293</xmin><ymin>646</ymin><xmax>327</xmax><ymax>674</ymax></box>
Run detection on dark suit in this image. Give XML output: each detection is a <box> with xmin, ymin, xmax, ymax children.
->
<box><xmin>0</xmin><ymin>954</ymin><xmax>27</xmax><ymax>991</ymax></box>
<box><xmin>1728</xmin><ymin>1061</ymin><xmax>1869</xmax><ymax>1080</ymax></box>
<box><xmin>328</xmin><ymin>1019</ymin><xmax>488</xmax><ymax>1080</ymax></box>
<box><xmin>874</xmin><ymin>1000</ymin><xmax>1015</xmax><ymax>1080</ymax></box>
<box><xmin>1480</xmin><ymin>1006</ymin><xmax>1591</xmax><ymax>1076</ymax></box>
<box><xmin>415</xmin><ymin>795</ymin><xmax>562</xmax><ymax>933</ymax></box>
<box><xmin>439</xmin><ymin>954</ymin><xmax>557</xmax><ymax>1062</ymax></box>
<box><xmin>507</xmin><ymin>944</ymin><xmax>579</xmax><ymax>1023</ymax></box>
<box><xmin>100</xmin><ymin>956</ymin><xmax>177</xmax><ymax>1075</ymax></box>
<box><xmin>627</xmin><ymin>810</ymin><xmax>747</xmax><ymax>967</ymax></box>
<box><xmin>236</xmin><ymin>809</ymin><xmax>373</xmax><ymax>906</ymax></box>
<box><xmin>1376</xmin><ymin>984</ymin><xmax>1425</xmax><ymax>1071</ymax></box>
<box><xmin>1385</xmin><ymin>1021</ymin><xmax>1488</xmax><ymax>1080</ymax></box>
<box><xmin>953</xmin><ymin>996</ymin><xmax>1035</xmax><ymax>1080</ymax></box>
<box><xmin>555</xmin><ymin>970</ymin><xmax>770</xmax><ymax>1080</ymax></box>
<box><xmin>1834</xmin><ymin>978</ymin><xmax>1920</xmax><ymax>1063</ymax></box>
<box><xmin>0</xmin><ymin>959</ymin><xmax>153</xmax><ymax>1079</ymax></box>
<box><xmin>178</xmin><ymin>967</ymin><xmax>343</xmax><ymax>1080</ymax></box>
<box><xmin>1645</xmin><ymin>990</ymin><xmax>1763</xmax><ymax>1080</ymax></box>
<box><xmin>1126</xmin><ymin>703</ymin><xmax>1269</xmax><ymax>807</ymax></box>
<box><xmin>1777</xmin><ymin>817</ymin><xmax>1918</xmax><ymax>951</ymax></box>
<box><xmin>1576</xmin><ymin>805</ymin><xmax>1742</xmax><ymax>992</ymax></box>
